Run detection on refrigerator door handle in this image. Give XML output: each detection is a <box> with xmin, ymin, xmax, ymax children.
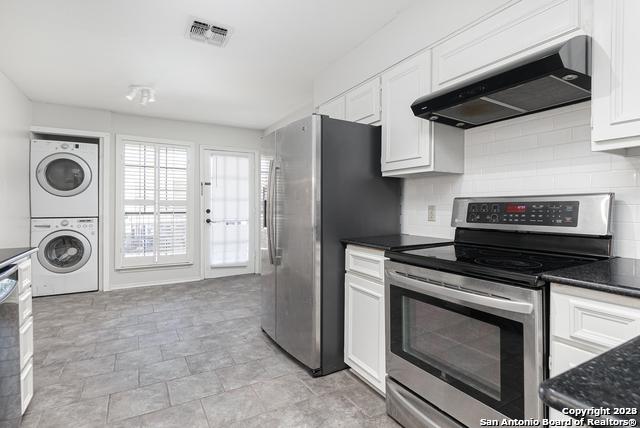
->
<box><xmin>266</xmin><ymin>160</ymin><xmax>275</xmax><ymax>265</ymax></box>
<box><xmin>271</xmin><ymin>162</ymin><xmax>281</xmax><ymax>265</ymax></box>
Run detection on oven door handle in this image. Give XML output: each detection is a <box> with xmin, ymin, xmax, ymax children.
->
<box><xmin>387</xmin><ymin>270</ymin><xmax>533</xmax><ymax>315</ymax></box>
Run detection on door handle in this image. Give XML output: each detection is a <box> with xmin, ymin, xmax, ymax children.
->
<box><xmin>206</xmin><ymin>219</ymin><xmax>211</xmax><ymax>224</ymax></box>
<box><xmin>386</xmin><ymin>270</ymin><xmax>533</xmax><ymax>314</ymax></box>
<box><xmin>266</xmin><ymin>160</ymin><xmax>275</xmax><ymax>265</ymax></box>
<box><xmin>205</xmin><ymin>209</ymin><xmax>211</xmax><ymax>214</ymax></box>
<box><xmin>271</xmin><ymin>162</ymin><xmax>281</xmax><ymax>265</ymax></box>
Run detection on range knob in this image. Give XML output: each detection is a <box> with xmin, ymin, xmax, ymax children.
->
<box><xmin>490</xmin><ymin>214</ymin><xmax>499</xmax><ymax>223</ymax></box>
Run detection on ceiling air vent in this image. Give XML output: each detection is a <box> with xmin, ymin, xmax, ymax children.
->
<box><xmin>187</xmin><ymin>18</ymin><xmax>231</xmax><ymax>47</ymax></box>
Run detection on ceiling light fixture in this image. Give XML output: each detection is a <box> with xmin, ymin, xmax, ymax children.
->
<box><xmin>125</xmin><ymin>85</ymin><xmax>156</xmax><ymax>105</ymax></box>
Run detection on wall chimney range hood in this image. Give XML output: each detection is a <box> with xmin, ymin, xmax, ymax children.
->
<box><xmin>411</xmin><ymin>35</ymin><xmax>591</xmax><ymax>129</ymax></box>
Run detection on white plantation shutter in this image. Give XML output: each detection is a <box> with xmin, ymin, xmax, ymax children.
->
<box><xmin>116</xmin><ymin>137</ymin><xmax>193</xmax><ymax>268</ymax></box>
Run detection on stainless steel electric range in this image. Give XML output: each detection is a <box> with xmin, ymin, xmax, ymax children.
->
<box><xmin>384</xmin><ymin>194</ymin><xmax>614</xmax><ymax>428</ymax></box>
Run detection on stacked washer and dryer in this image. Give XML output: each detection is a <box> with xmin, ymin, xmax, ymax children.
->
<box><xmin>30</xmin><ymin>139</ymin><xmax>99</xmax><ymax>296</ymax></box>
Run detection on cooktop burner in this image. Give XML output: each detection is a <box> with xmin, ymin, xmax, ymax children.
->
<box><xmin>387</xmin><ymin>244</ymin><xmax>601</xmax><ymax>286</ymax></box>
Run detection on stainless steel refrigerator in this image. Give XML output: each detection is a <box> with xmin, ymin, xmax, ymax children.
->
<box><xmin>260</xmin><ymin>114</ymin><xmax>401</xmax><ymax>376</ymax></box>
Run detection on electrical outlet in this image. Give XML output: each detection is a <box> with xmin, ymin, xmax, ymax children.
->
<box><xmin>427</xmin><ymin>205</ymin><xmax>436</xmax><ymax>222</ymax></box>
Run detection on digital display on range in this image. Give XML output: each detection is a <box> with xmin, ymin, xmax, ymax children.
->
<box><xmin>505</xmin><ymin>204</ymin><xmax>526</xmax><ymax>214</ymax></box>
<box><xmin>466</xmin><ymin>201</ymin><xmax>579</xmax><ymax>226</ymax></box>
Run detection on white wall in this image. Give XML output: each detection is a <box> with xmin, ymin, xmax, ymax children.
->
<box><xmin>264</xmin><ymin>101</ymin><xmax>314</xmax><ymax>135</ymax></box>
<box><xmin>31</xmin><ymin>102</ymin><xmax>262</xmax><ymax>289</ymax></box>
<box><xmin>0</xmin><ymin>71</ymin><xmax>31</xmax><ymax>247</ymax></box>
<box><xmin>402</xmin><ymin>102</ymin><xmax>640</xmax><ymax>258</ymax></box>
<box><xmin>313</xmin><ymin>0</ymin><xmax>510</xmax><ymax>105</ymax></box>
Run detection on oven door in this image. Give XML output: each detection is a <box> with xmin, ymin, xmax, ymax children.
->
<box><xmin>385</xmin><ymin>261</ymin><xmax>544</xmax><ymax>427</ymax></box>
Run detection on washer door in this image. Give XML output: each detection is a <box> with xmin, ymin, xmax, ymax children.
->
<box><xmin>36</xmin><ymin>153</ymin><xmax>92</xmax><ymax>197</ymax></box>
<box><xmin>38</xmin><ymin>230</ymin><xmax>92</xmax><ymax>273</ymax></box>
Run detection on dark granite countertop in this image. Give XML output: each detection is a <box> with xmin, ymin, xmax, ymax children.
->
<box><xmin>0</xmin><ymin>247</ymin><xmax>37</xmax><ymax>270</ymax></box>
<box><xmin>341</xmin><ymin>234</ymin><xmax>452</xmax><ymax>251</ymax></box>
<box><xmin>539</xmin><ymin>335</ymin><xmax>640</xmax><ymax>424</ymax></box>
<box><xmin>543</xmin><ymin>257</ymin><xmax>640</xmax><ymax>298</ymax></box>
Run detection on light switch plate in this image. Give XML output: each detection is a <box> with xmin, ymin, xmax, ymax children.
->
<box><xmin>427</xmin><ymin>205</ymin><xmax>436</xmax><ymax>222</ymax></box>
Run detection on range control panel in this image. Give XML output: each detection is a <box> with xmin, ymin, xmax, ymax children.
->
<box><xmin>466</xmin><ymin>201</ymin><xmax>579</xmax><ymax>227</ymax></box>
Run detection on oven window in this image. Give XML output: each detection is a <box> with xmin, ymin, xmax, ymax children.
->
<box><xmin>390</xmin><ymin>284</ymin><xmax>524</xmax><ymax>419</ymax></box>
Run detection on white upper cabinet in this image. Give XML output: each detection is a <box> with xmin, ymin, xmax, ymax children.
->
<box><xmin>381</xmin><ymin>51</ymin><xmax>463</xmax><ymax>177</ymax></box>
<box><xmin>432</xmin><ymin>0</ymin><xmax>587</xmax><ymax>91</ymax></box>
<box><xmin>345</xmin><ymin>78</ymin><xmax>381</xmax><ymax>124</ymax></box>
<box><xmin>591</xmin><ymin>0</ymin><xmax>640</xmax><ymax>151</ymax></box>
<box><xmin>318</xmin><ymin>96</ymin><xmax>346</xmax><ymax>120</ymax></box>
<box><xmin>381</xmin><ymin>52</ymin><xmax>431</xmax><ymax>175</ymax></box>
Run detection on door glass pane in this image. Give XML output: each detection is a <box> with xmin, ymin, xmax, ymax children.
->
<box><xmin>208</xmin><ymin>153</ymin><xmax>250</xmax><ymax>267</ymax></box>
<box><xmin>44</xmin><ymin>236</ymin><xmax>85</xmax><ymax>268</ymax></box>
<box><xmin>46</xmin><ymin>158</ymin><xmax>85</xmax><ymax>191</ymax></box>
<box><xmin>403</xmin><ymin>297</ymin><xmax>501</xmax><ymax>399</ymax></box>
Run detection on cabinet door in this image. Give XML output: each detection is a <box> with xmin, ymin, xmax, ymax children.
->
<box><xmin>21</xmin><ymin>359</ymin><xmax>33</xmax><ymax>414</ymax></box>
<box><xmin>19</xmin><ymin>317</ymin><xmax>33</xmax><ymax>370</ymax></box>
<box><xmin>318</xmin><ymin>96</ymin><xmax>346</xmax><ymax>120</ymax></box>
<box><xmin>381</xmin><ymin>51</ymin><xmax>431</xmax><ymax>176</ymax></box>
<box><xmin>592</xmin><ymin>0</ymin><xmax>640</xmax><ymax>150</ymax></box>
<box><xmin>549</xmin><ymin>341</ymin><xmax>598</xmax><ymax>422</ymax></box>
<box><xmin>432</xmin><ymin>0</ymin><xmax>584</xmax><ymax>91</ymax></box>
<box><xmin>346</xmin><ymin>78</ymin><xmax>381</xmax><ymax>124</ymax></box>
<box><xmin>344</xmin><ymin>273</ymin><xmax>385</xmax><ymax>394</ymax></box>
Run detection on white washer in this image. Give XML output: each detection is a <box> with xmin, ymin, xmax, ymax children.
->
<box><xmin>30</xmin><ymin>218</ymin><xmax>98</xmax><ymax>296</ymax></box>
<box><xmin>30</xmin><ymin>139</ymin><xmax>98</xmax><ymax>218</ymax></box>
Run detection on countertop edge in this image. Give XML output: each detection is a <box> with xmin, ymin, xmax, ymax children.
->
<box><xmin>539</xmin><ymin>385</ymin><xmax>624</xmax><ymax>424</ymax></box>
<box><xmin>542</xmin><ymin>274</ymin><xmax>640</xmax><ymax>298</ymax></box>
<box><xmin>0</xmin><ymin>248</ymin><xmax>37</xmax><ymax>270</ymax></box>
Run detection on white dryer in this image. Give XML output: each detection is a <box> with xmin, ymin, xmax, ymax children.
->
<box><xmin>30</xmin><ymin>139</ymin><xmax>98</xmax><ymax>218</ymax></box>
<box><xmin>31</xmin><ymin>218</ymin><xmax>98</xmax><ymax>296</ymax></box>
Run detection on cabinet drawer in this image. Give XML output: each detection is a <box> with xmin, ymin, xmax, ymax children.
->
<box><xmin>345</xmin><ymin>247</ymin><xmax>386</xmax><ymax>282</ymax></box>
<box><xmin>19</xmin><ymin>317</ymin><xmax>33</xmax><ymax>369</ymax></box>
<box><xmin>551</xmin><ymin>285</ymin><xmax>640</xmax><ymax>351</ymax></box>
<box><xmin>17</xmin><ymin>259</ymin><xmax>31</xmax><ymax>294</ymax></box>
<box><xmin>18</xmin><ymin>288</ymin><xmax>32</xmax><ymax>326</ymax></box>
<box><xmin>20</xmin><ymin>358</ymin><xmax>33</xmax><ymax>414</ymax></box>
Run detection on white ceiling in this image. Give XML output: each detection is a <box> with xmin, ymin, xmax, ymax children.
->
<box><xmin>0</xmin><ymin>0</ymin><xmax>418</xmax><ymax>129</ymax></box>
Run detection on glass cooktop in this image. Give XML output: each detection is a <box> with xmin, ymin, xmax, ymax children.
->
<box><xmin>387</xmin><ymin>244</ymin><xmax>601</xmax><ymax>287</ymax></box>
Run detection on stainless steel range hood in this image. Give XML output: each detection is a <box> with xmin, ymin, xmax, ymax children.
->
<box><xmin>411</xmin><ymin>35</ymin><xmax>591</xmax><ymax>129</ymax></box>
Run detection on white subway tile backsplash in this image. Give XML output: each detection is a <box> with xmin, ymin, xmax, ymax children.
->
<box><xmin>401</xmin><ymin>103</ymin><xmax>640</xmax><ymax>258</ymax></box>
<box><xmin>494</xmin><ymin>123</ymin><xmax>523</xmax><ymax>141</ymax></box>
<box><xmin>537</xmin><ymin>129</ymin><xmax>572</xmax><ymax>147</ymax></box>
<box><xmin>591</xmin><ymin>170</ymin><xmax>637</xmax><ymax>188</ymax></box>
<box><xmin>553</xmin><ymin>141</ymin><xmax>592</xmax><ymax>159</ymax></box>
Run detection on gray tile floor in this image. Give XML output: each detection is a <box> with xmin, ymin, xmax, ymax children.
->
<box><xmin>26</xmin><ymin>275</ymin><xmax>400</xmax><ymax>427</ymax></box>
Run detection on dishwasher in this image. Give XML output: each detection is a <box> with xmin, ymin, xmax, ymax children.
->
<box><xmin>0</xmin><ymin>264</ymin><xmax>21</xmax><ymax>427</ymax></box>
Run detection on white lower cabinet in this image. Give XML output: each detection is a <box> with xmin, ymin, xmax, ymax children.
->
<box><xmin>344</xmin><ymin>245</ymin><xmax>386</xmax><ymax>394</ymax></box>
<box><xmin>549</xmin><ymin>284</ymin><xmax>640</xmax><ymax>420</ymax></box>
<box><xmin>20</xmin><ymin>359</ymin><xmax>34</xmax><ymax>414</ymax></box>
<box><xmin>17</xmin><ymin>258</ymin><xmax>33</xmax><ymax>414</ymax></box>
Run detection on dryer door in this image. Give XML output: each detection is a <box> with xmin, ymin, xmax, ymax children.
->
<box><xmin>38</xmin><ymin>230</ymin><xmax>92</xmax><ymax>273</ymax></box>
<box><xmin>36</xmin><ymin>153</ymin><xmax>92</xmax><ymax>197</ymax></box>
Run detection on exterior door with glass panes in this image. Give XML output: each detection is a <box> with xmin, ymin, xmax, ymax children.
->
<box><xmin>202</xmin><ymin>149</ymin><xmax>255</xmax><ymax>278</ymax></box>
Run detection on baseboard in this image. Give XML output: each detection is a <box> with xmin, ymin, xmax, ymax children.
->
<box><xmin>108</xmin><ymin>276</ymin><xmax>203</xmax><ymax>291</ymax></box>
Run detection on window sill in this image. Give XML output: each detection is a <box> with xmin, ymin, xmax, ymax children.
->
<box><xmin>115</xmin><ymin>261</ymin><xmax>194</xmax><ymax>271</ymax></box>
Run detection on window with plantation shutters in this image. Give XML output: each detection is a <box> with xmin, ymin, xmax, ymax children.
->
<box><xmin>116</xmin><ymin>136</ymin><xmax>194</xmax><ymax>269</ymax></box>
